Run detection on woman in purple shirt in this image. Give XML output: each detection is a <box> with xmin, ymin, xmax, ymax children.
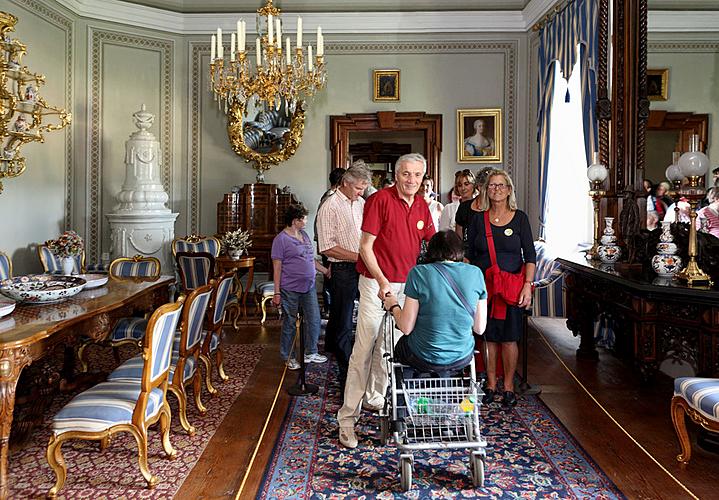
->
<box><xmin>272</xmin><ymin>204</ymin><xmax>330</xmax><ymax>370</ymax></box>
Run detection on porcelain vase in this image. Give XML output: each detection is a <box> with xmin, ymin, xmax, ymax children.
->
<box><xmin>597</xmin><ymin>217</ymin><xmax>622</xmax><ymax>264</ymax></box>
<box><xmin>228</xmin><ymin>248</ymin><xmax>242</xmax><ymax>260</ymax></box>
<box><xmin>61</xmin><ymin>256</ymin><xmax>75</xmax><ymax>275</ymax></box>
<box><xmin>651</xmin><ymin>221</ymin><xmax>683</xmax><ymax>277</ymax></box>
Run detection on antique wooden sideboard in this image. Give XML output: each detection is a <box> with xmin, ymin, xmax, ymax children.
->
<box><xmin>217</xmin><ymin>183</ymin><xmax>299</xmax><ymax>274</ymax></box>
<box><xmin>558</xmin><ymin>256</ymin><xmax>719</xmax><ymax>381</ymax></box>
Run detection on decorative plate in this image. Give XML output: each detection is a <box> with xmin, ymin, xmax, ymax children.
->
<box><xmin>0</xmin><ymin>299</ymin><xmax>15</xmax><ymax>318</ymax></box>
<box><xmin>0</xmin><ymin>275</ymin><xmax>86</xmax><ymax>304</ymax></box>
<box><xmin>75</xmin><ymin>274</ymin><xmax>108</xmax><ymax>289</ymax></box>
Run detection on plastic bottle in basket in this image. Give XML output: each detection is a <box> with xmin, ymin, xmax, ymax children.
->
<box><xmin>459</xmin><ymin>395</ymin><xmax>476</xmax><ymax>414</ymax></box>
<box><xmin>415</xmin><ymin>396</ymin><xmax>432</xmax><ymax>414</ymax></box>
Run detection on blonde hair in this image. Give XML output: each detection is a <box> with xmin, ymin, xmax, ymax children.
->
<box><xmin>478</xmin><ymin>169</ymin><xmax>518</xmax><ymax>211</ymax></box>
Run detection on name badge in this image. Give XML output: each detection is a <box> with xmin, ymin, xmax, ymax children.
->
<box><xmin>417</xmin><ymin>220</ymin><xmax>425</xmax><ymax>230</ymax></box>
<box><xmin>504</xmin><ymin>228</ymin><xmax>513</xmax><ymax>237</ymax></box>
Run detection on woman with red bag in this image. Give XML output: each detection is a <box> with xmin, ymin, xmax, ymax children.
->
<box><xmin>466</xmin><ymin>170</ymin><xmax>536</xmax><ymax>407</ymax></box>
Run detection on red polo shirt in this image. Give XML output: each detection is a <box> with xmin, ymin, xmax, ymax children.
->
<box><xmin>357</xmin><ymin>185</ymin><xmax>435</xmax><ymax>283</ymax></box>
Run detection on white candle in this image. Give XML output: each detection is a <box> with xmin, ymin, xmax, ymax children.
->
<box><xmin>217</xmin><ymin>28</ymin><xmax>222</xmax><ymax>58</ymax></box>
<box><xmin>308</xmin><ymin>45</ymin><xmax>313</xmax><ymax>71</ymax></box>
<box><xmin>239</xmin><ymin>20</ymin><xmax>246</xmax><ymax>52</ymax></box>
<box><xmin>286</xmin><ymin>37</ymin><xmax>291</xmax><ymax>65</ymax></box>
<box><xmin>276</xmin><ymin>19</ymin><xmax>282</xmax><ymax>48</ymax></box>
<box><xmin>268</xmin><ymin>14</ymin><xmax>273</xmax><ymax>45</ymax></box>
<box><xmin>256</xmin><ymin>37</ymin><xmax>261</xmax><ymax>66</ymax></box>
<box><xmin>211</xmin><ymin>34</ymin><xmax>216</xmax><ymax>60</ymax></box>
<box><xmin>236</xmin><ymin>19</ymin><xmax>242</xmax><ymax>51</ymax></box>
<box><xmin>230</xmin><ymin>33</ymin><xmax>236</xmax><ymax>61</ymax></box>
<box><xmin>297</xmin><ymin>17</ymin><xmax>302</xmax><ymax>49</ymax></box>
<box><xmin>317</xmin><ymin>30</ymin><xmax>324</xmax><ymax>56</ymax></box>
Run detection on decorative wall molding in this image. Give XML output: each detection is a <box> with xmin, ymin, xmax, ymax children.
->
<box><xmin>52</xmin><ymin>0</ymin><xmax>719</xmax><ymax>34</ymax></box>
<box><xmin>12</xmin><ymin>0</ymin><xmax>74</xmax><ymax>230</ymax></box>
<box><xmin>648</xmin><ymin>41</ymin><xmax>719</xmax><ymax>52</ymax></box>
<box><xmin>188</xmin><ymin>40</ymin><xmax>518</xmax><ymax>235</ymax></box>
<box><xmin>87</xmin><ymin>28</ymin><xmax>174</xmax><ymax>263</ymax></box>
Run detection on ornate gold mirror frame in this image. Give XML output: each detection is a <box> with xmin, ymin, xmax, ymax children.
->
<box><xmin>226</xmin><ymin>100</ymin><xmax>306</xmax><ymax>182</ymax></box>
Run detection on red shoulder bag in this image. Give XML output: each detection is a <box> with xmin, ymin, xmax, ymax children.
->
<box><xmin>483</xmin><ymin>211</ymin><xmax>526</xmax><ymax>319</ymax></box>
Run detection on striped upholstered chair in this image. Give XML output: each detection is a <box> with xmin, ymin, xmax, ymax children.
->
<box><xmin>109</xmin><ymin>255</ymin><xmax>161</xmax><ymax>279</ymax></box>
<box><xmin>200</xmin><ymin>271</ymin><xmax>234</xmax><ymax>394</ymax></box>
<box><xmin>256</xmin><ymin>281</ymin><xmax>280</xmax><ymax>324</ymax></box>
<box><xmin>108</xmin><ymin>284</ymin><xmax>213</xmax><ymax>435</ymax></box>
<box><xmin>172</xmin><ymin>234</ymin><xmax>221</xmax><ymax>258</ymax></box>
<box><xmin>0</xmin><ymin>251</ymin><xmax>12</xmax><ymax>280</ymax></box>
<box><xmin>531</xmin><ymin>241</ymin><xmax>566</xmax><ymax>317</ymax></box>
<box><xmin>37</xmin><ymin>244</ymin><xmax>85</xmax><ymax>275</ymax></box>
<box><xmin>46</xmin><ymin>298</ymin><xmax>184</xmax><ymax>497</ymax></box>
<box><xmin>176</xmin><ymin>251</ymin><xmax>215</xmax><ymax>292</ymax></box>
<box><xmin>671</xmin><ymin>377</ymin><xmax>719</xmax><ymax>465</ymax></box>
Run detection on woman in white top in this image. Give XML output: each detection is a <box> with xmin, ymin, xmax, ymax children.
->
<box><xmin>418</xmin><ymin>176</ymin><xmax>443</xmax><ymax>230</ymax></box>
<box><xmin>439</xmin><ymin>169</ymin><xmax>478</xmax><ymax>231</ymax></box>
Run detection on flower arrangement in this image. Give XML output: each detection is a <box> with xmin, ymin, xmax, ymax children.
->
<box><xmin>46</xmin><ymin>230</ymin><xmax>84</xmax><ymax>258</ymax></box>
<box><xmin>222</xmin><ymin>228</ymin><xmax>252</xmax><ymax>255</ymax></box>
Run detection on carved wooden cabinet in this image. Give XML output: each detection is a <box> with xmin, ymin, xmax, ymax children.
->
<box><xmin>217</xmin><ymin>184</ymin><xmax>299</xmax><ymax>274</ymax></box>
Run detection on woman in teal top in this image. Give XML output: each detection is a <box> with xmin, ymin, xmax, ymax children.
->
<box><xmin>383</xmin><ymin>230</ymin><xmax>487</xmax><ymax>372</ymax></box>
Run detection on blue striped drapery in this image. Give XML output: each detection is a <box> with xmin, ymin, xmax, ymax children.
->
<box><xmin>536</xmin><ymin>0</ymin><xmax>598</xmax><ymax>238</ymax></box>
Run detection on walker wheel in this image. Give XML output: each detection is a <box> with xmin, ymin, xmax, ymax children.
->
<box><xmin>400</xmin><ymin>455</ymin><xmax>413</xmax><ymax>491</ymax></box>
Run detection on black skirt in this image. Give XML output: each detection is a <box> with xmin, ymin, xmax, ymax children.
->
<box><xmin>483</xmin><ymin>301</ymin><xmax>523</xmax><ymax>343</ymax></box>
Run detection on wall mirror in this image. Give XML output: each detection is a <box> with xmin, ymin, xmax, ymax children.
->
<box><xmin>646</xmin><ymin>110</ymin><xmax>709</xmax><ymax>183</ymax></box>
<box><xmin>330</xmin><ymin>111</ymin><xmax>442</xmax><ymax>195</ymax></box>
<box><xmin>227</xmin><ymin>96</ymin><xmax>306</xmax><ymax>181</ymax></box>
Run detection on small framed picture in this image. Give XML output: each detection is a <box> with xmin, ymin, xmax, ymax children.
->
<box><xmin>373</xmin><ymin>69</ymin><xmax>400</xmax><ymax>101</ymax></box>
<box><xmin>457</xmin><ymin>108</ymin><xmax>502</xmax><ymax>163</ymax></box>
<box><xmin>647</xmin><ymin>69</ymin><xmax>669</xmax><ymax>101</ymax></box>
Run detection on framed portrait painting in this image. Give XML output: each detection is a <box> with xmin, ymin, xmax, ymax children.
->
<box><xmin>647</xmin><ymin>69</ymin><xmax>669</xmax><ymax>101</ymax></box>
<box><xmin>373</xmin><ymin>69</ymin><xmax>400</xmax><ymax>101</ymax></box>
<box><xmin>457</xmin><ymin>108</ymin><xmax>502</xmax><ymax>163</ymax></box>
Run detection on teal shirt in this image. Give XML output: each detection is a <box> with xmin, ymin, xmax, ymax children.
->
<box><xmin>404</xmin><ymin>262</ymin><xmax>487</xmax><ymax>366</ymax></box>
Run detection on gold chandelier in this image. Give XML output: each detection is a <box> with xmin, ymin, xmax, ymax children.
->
<box><xmin>209</xmin><ymin>0</ymin><xmax>326</xmax><ymax>114</ymax></box>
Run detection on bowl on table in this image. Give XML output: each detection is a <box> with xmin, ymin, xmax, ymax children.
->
<box><xmin>75</xmin><ymin>273</ymin><xmax>108</xmax><ymax>289</ymax></box>
<box><xmin>0</xmin><ymin>275</ymin><xmax>86</xmax><ymax>304</ymax></box>
<box><xmin>0</xmin><ymin>298</ymin><xmax>15</xmax><ymax>318</ymax></box>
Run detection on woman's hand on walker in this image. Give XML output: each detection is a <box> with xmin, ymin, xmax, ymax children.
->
<box><xmin>518</xmin><ymin>282</ymin><xmax>532</xmax><ymax>309</ymax></box>
<box><xmin>382</xmin><ymin>293</ymin><xmax>398</xmax><ymax>311</ymax></box>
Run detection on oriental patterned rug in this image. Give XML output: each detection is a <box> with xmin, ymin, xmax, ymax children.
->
<box><xmin>8</xmin><ymin>342</ymin><xmax>264</xmax><ymax>499</ymax></box>
<box><xmin>258</xmin><ymin>360</ymin><xmax>625</xmax><ymax>499</ymax></box>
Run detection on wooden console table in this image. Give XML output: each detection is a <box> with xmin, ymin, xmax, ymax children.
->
<box><xmin>0</xmin><ymin>276</ymin><xmax>173</xmax><ymax>500</ymax></box>
<box><xmin>558</xmin><ymin>255</ymin><xmax>719</xmax><ymax>381</ymax></box>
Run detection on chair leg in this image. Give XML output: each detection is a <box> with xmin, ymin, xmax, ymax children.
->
<box><xmin>130</xmin><ymin>426</ymin><xmax>158</xmax><ymax>488</ymax></box>
<box><xmin>215</xmin><ymin>348</ymin><xmax>228</xmax><ymax>382</ymax></box>
<box><xmin>200</xmin><ymin>353</ymin><xmax>217</xmax><ymax>395</ymax></box>
<box><xmin>671</xmin><ymin>396</ymin><xmax>692</xmax><ymax>464</ymax></box>
<box><xmin>192</xmin><ymin>369</ymin><xmax>207</xmax><ymax>414</ymax></box>
<box><xmin>99</xmin><ymin>435</ymin><xmax>111</xmax><ymax>450</ymax></box>
<box><xmin>46</xmin><ymin>435</ymin><xmax>68</xmax><ymax>498</ymax></box>
<box><xmin>168</xmin><ymin>385</ymin><xmax>195</xmax><ymax>435</ymax></box>
<box><xmin>159</xmin><ymin>404</ymin><xmax>177</xmax><ymax>460</ymax></box>
<box><xmin>261</xmin><ymin>297</ymin><xmax>270</xmax><ymax>324</ymax></box>
<box><xmin>77</xmin><ymin>341</ymin><xmax>91</xmax><ymax>373</ymax></box>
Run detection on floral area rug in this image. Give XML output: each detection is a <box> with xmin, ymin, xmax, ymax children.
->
<box><xmin>258</xmin><ymin>359</ymin><xmax>625</xmax><ymax>499</ymax></box>
<box><xmin>9</xmin><ymin>342</ymin><xmax>264</xmax><ymax>499</ymax></box>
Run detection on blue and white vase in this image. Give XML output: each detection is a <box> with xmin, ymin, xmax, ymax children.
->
<box><xmin>598</xmin><ymin>217</ymin><xmax>622</xmax><ymax>264</ymax></box>
<box><xmin>652</xmin><ymin>221</ymin><xmax>682</xmax><ymax>278</ymax></box>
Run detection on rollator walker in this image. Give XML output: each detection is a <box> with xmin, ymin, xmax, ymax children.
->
<box><xmin>377</xmin><ymin>312</ymin><xmax>488</xmax><ymax>491</ymax></box>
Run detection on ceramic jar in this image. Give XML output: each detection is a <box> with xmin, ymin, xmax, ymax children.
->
<box><xmin>598</xmin><ymin>217</ymin><xmax>622</xmax><ymax>264</ymax></box>
<box><xmin>228</xmin><ymin>248</ymin><xmax>243</xmax><ymax>260</ymax></box>
<box><xmin>61</xmin><ymin>256</ymin><xmax>75</xmax><ymax>275</ymax></box>
<box><xmin>651</xmin><ymin>221</ymin><xmax>683</xmax><ymax>278</ymax></box>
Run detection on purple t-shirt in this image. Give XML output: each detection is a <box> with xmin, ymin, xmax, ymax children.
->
<box><xmin>271</xmin><ymin>229</ymin><xmax>316</xmax><ymax>293</ymax></box>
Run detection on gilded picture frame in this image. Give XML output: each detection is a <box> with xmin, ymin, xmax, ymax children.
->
<box><xmin>457</xmin><ymin>108</ymin><xmax>502</xmax><ymax>163</ymax></box>
<box><xmin>647</xmin><ymin>69</ymin><xmax>669</xmax><ymax>101</ymax></box>
<box><xmin>373</xmin><ymin>69</ymin><xmax>400</xmax><ymax>101</ymax></box>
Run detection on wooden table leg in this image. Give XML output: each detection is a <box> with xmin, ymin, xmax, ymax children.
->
<box><xmin>0</xmin><ymin>347</ymin><xmax>32</xmax><ymax>500</ymax></box>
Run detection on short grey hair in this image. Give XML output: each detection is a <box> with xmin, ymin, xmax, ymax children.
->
<box><xmin>395</xmin><ymin>153</ymin><xmax>427</xmax><ymax>175</ymax></box>
<box><xmin>342</xmin><ymin>161</ymin><xmax>372</xmax><ymax>185</ymax></box>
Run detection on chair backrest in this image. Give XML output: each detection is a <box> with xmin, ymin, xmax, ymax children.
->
<box><xmin>176</xmin><ymin>251</ymin><xmax>215</xmax><ymax>291</ymax></box>
<box><xmin>172</xmin><ymin>235</ymin><xmax>221</xmax><ymax>257</ymax></box>
<box><xmin>142</xmin><ymin>297</ymin><xmax>185</xmax><ymax>387</ymax></box>
<box><xmin>0</xmin><ymin>251</ymin><xmax>11</xmax><ymax>280</ymax></box>
<box><xmin>178</xmin><ymin>284</ymin><xmax>213</xmax><ymax>354</ymax></box>
<box><xmin>109</xmin><ymin>255</ymin><xmax>161</xmax><ymax>279</ymax></box>
<box><xmin>532</xmin><ymin>240</ymin><xmax>566</xmax><ymax>318</ymax></box>
<box><xmin>208</xmin><ymin>271</ymin><xmax>235</xmax><ymax>329</ymax></box>
<box><xmin>37</xmin><ymin>245</ymin><xmax>85</xmax><ymax>274</ymax></box>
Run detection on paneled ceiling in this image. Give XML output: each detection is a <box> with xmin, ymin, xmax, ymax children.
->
<box><xmin>123</xmin><ymin>0</ymin><xmax>719</xmax><ymax>14</ymax></box>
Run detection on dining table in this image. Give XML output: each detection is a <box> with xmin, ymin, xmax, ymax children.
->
<box><xmin>0</xmin><ymin>275</ymin><xmax>174</xmax><ymax>500</ymax></box>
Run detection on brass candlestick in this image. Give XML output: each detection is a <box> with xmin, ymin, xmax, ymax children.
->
<box><xmin>676</xmin><ymin>175</ymin><xmax>712</xmax><ymax>285</ymax></box>
<box><xmin>587</xmin><ymin>183</ymin><xmax>605</xmax><ymax>261</ymax></box>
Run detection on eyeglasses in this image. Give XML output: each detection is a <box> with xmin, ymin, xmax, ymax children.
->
<box><xmin>487</xmin><ymin>183</ymin><xmax>507</xmax><ymax>190</ymax></box>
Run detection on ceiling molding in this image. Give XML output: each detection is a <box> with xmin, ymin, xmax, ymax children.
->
<box><xmin>53</xmin><ymin>0</ymin><xmax>719</xmax><ymax>34</ymax></box>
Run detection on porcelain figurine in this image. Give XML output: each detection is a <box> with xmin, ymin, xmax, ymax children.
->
<box><xmin>24</xmin><ymin>85</ymin><xmax>36</xmax><ymax>102</ymax></box>
<box><xmin>651</xmin><ymin>221</ymin><xmax>683</xmax><ymax>278</ymax></box>
<box><xmin>13</xmin><ymin>115</ymin><xmax>29</xmax><ymax>132</ymax></box>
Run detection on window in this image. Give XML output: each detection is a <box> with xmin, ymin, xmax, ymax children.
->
<box><xmin>543</xmin><ymin>47</ymin><xmax>593</xmax><ymax>255</ymax></box>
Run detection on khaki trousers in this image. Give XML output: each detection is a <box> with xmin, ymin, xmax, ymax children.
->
<box><xmin>337</xmin><ymin>275</ymin><xmax>405</xmax><ymax>428</ymax></box>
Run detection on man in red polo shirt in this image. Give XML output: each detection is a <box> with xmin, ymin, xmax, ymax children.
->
<box><xmin>337</xmin><ymin>153</ymin><xmax>435</xmax><ymax>449</ymax></box>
